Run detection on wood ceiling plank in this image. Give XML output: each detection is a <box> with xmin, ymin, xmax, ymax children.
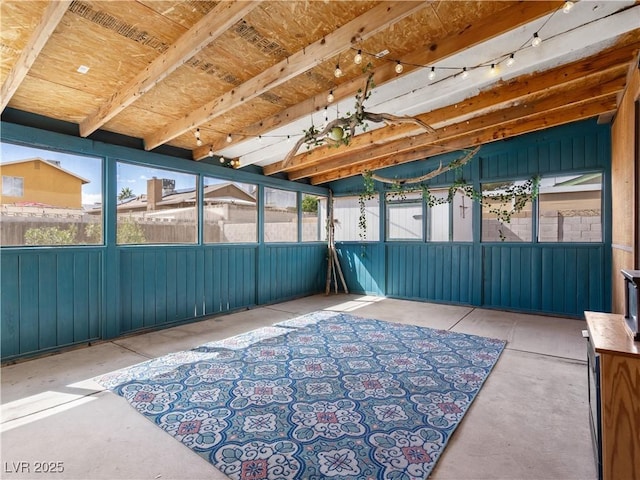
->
<box><xmin>1</xmin><ymin>0</ymin><xmax>71</xmax><ymax>111</ymax></box>
<box><xmin>267</xmin><ymin>41</ymin><xmax>639</xmax><ymax>175</ymax></box>
<box><xmin>310</xmin><ymin>95</ymin><xmax>619</xmax><ymax>184</ymax></box>
<box><xmin>290</xmin><ymin>71</ymin><xmax>626</xmax><ymax>181</ymax></box>
<box><xmin>145</xmin><ymin>1</ymin><xmax>431</xmax><ymax>151</ymax></box>
<box><xmin>192</xmin><ymin>0</ymin><xmax>561</xmax><ymax>159</ymax></box>
<box><xmin>79</xmin><ymin>0</ymin><xmax>260</xmax><ymax>137</ymax></box>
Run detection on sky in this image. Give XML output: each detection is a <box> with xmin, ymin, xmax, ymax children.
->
<box><xmin>1</xmin><ymin>142</ymin><xmax>230</xmax><ymax>206</ymax></box>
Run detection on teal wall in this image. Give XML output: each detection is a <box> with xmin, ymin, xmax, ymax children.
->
<box><xmin>0</xmin><ymin>118</ymin><xmax>612</xmax><ymax>361</ymax></box>
<box><xmin>0</xmin><ymin>122</ymin><xmax>327</xmax><ymax>361</ymax></box>
<box><xmin>330</xmin><ymin>119</ymin><xmax>612</xmax><ymax>317</ymax></box>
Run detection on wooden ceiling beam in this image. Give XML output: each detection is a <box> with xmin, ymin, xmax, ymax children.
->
<box><xmin>1</xmin><ymin>0</ymin><xmax>72</xmax><ymax>112</ymax></box>
<box><xmin>145</xmin><ymin>1</ymin><xmax>430</xmax><ymax>151</ymax></box>
<box><xmin>192</xmin><ymin>0</ymin><xmax>562</xmax><ymax>160</ymax></box>
<box><xmin>78</xmin><ymin>1</ymin><xmax>260</xmax><ymax>137</ymax></box>
<box><xmin>310</xmin><ymin>95</ymin><xmax>619</xmax><ymax>184</ymax></box>
<box><xmin>267</xmin><ymin>40</ymin><xmax>639</xmax><ymax>175</ymax></box>
<box><xmin>287</xmin><ymin>65</ymin><xmax>629</xmax><ymax>181</ymax></box>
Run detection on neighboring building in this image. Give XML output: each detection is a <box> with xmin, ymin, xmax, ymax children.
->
<box><xmin>0</xmin><ymin>157</ymin><xmax>88</xmax><ymax>208</ymax></box>
<box><xmin>114</xmin><ymin>178</ymin><xmax>256</xmax><ymax>215</ymax></box>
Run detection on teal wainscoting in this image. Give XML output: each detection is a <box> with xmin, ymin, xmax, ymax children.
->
<box><xmin>481</xmin><ymin>244</ymin><xmax>606</xmax><ymax>316</ymax></box>
<box><xmin>259</xmin><ymin>244</ymin><xmax>327</xmax><ymax>304</ymax></box>
<box><xmin>118</xmin><ymin>246</ymin><xmax>258</xmax><ymax>334</ymax></box>
<box><xmin>331</xmin><ymin>119</ymin><xmax>612</xmax><ymax>316</ymax></box>
<box><xmin>335</xmin><ymin>243</ymin><xmax>385</xmax><ymax>295</ymax></box>
<box><xmin>1</xmin><ymin>248</ymin><xmax>102</xmax><ymax>358</ymax></box>
<box><xmin>386</xmin><ymin>244</ymin><xmax>476</xmax><ymax>304</ymax></box>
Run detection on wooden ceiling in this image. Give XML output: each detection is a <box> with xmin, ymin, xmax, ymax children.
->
<box><xmin>1</xmin><ymin>1</ymin><xmax>639</xmax><ymax>185</ymax></box>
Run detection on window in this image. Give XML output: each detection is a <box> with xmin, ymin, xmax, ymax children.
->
<box><xmin>538</xmin><ymin>173</ymin><xmax>602</xmax><ymax>242</ymax></box>
<box><xmin>0</xmin><ymin>142</ymin><xmax>103</xmax><ymax>247</ymax></box>
<box><xmin>387</xmin><ymin>192</ymin><xmax>422</xmax><ymax>241</ymax></box>
<box><xmin>302</xmin><ymin>194</ymin><xmax>326</xmax><ymax>242</ymax></box>
<box><xmin>333</xmin><ymin>195</ymin><xmax>380</xmax><ymax>241</ymax></box>
<box><xmin>428</xmin><ymin>190</ymin><xmax>449</xmax><ymax>241</ymax></box>
<box><xmin>482</xmin><ymin>180</ymin><xmax>534</xmax><ymax>242</ymax></box>
<box><xmin>264</xmin><ymin>187</ymin><xmax>298</xmax><ymax>242</ymax></box>
<box><xmin>203</xmin><ymin>177</ymin><xmax>257</xmax><ymax>243</ymax></box>
<box><xmin>116</xmin><ymin>163</ymin><xmax>197</xmax><ymax>244</ymax></box>
<box><xmin>2</xmin><ymin>176</ymin><xmax>23</xmax><ymax>197</ymax></box>
<box><xmin>452</xmin><ymin>189</ymin><xmax>473</xmax><ymax>241</ymax></box>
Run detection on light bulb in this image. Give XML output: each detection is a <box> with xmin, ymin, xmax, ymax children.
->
<box><xmin>461</xmin><ymin>67</ymin><xmax>469</xmax><ymax>79</ymax></box>
<box><xmin>490</xmin><ymin>63</ymin><xmax>498</xmax><ymax>76</ymax></box>
<box><xmin>506</xmin><ymin>53</ymin><xmax>515</xmax><ymax>67</ymax></box>
<box><xmin>334</xmin><ymin>64</ymin><xmax>342</xmax><ymax>78</ymax></box>
<box><xmin>219</xmin><ymin>156</ymin><xmax>225</xmax><ymax>163</ymax></box>
<box><xmin>428</xmin><ymin>67</ymin><xmax>436</xmax><ymax>80</ymax></box>
<box><xmin>208</xmin><ymin>147</ymin><xmax>213</xmax><ymax>158</ymax></box>
<box><xmin>286</xmin><ymin>135</ymin><xmax>291</xmax><ymax>143</ymax></box>
<box><xmin>327</xmin><ymin>90</ymin><xmax>334</xmax><ymax>103</ymax></box>
<box><xmin>196</xmin><ymin>139</ymin><xmax>202</xmax><ymax>147</ymax></box>
<box><xmin>395</xmin><ymin>61</ymin><xmax>403</xmax><ymax>74</ymax></box>
<box><xmin>226</xmin><ymin>133</ymin><xmax>232</xmax><ymax>143</ymax></box>
<box><xmin>258</xmin><ymin>135</ymin><xmax>263</xmax><ymax>143</ymax></box>
<box><xmin>354</xmin><ymin>50</ymin><xmax>362</xmax><ymax>65</ymax></box>
<box><xmin>563</xmin><ymin>0</ymin><xmax>574</xmax><ymax>13</ymax></box>
<box><xmin>532</xmin><ymin>32</ymin><xmax>541</xmax><ymax>48</ymax></box>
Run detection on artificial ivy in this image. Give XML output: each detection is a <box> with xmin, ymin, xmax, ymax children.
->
<box><xmin>359</xmin><ymin>163</ymin><xmax>540</xmax><ymax>241</ymax></box>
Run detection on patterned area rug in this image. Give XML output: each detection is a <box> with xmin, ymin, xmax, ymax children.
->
<box><xmin>97</xmin><ymin>311</ymin><xmax>505</xmax><ymax>479</ymax></box>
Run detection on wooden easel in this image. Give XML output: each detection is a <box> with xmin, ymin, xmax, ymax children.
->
<box><xmin>325</xmin><ymin>191</ymin><xmax>348</xmax><ymax>295</ymax></box>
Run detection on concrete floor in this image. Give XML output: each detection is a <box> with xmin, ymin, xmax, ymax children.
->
<box><xmin>1</xmin><ymin>294</ymin><xmax>596</xmax><ymax>480</ymax></box>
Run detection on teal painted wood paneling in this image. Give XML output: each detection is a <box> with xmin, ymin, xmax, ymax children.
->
<box><xmin>118</xmin><ymin>246</ymin><xmax>260</xmax><ymax>334</ymax></box>
<box><xmin>0</xmin><ymin>249</ymin><xmax>102</xmax><ymax>359</ymax></box>
<box><xmin>385</xmin><ymin>244</ymin><xmax>474</xmax><ymax>304</ymax></box>
<box><xmin>482</xmin><ymin>245</ymin><xmax>606</xmax><ymax>316</ymax></box>
<box><xmin>1</xmin><ymin>255</ymin><xmax>20</xmax><ymax>357</ymax></box>
<box><xmin>1</xmin><ymin>117</ymin><xmax>613</xmax><ymax>360</ymax></box>
<box><xmin>259</xmin><ymin>244</ymin><xmax>326</xmax><ymax>304</ymax></box>
<box><xmin>335</xmin><ymin>243</ymin><xmax>385</xmax><ymax>295</ymax></box>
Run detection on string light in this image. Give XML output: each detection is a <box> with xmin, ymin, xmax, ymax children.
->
<box><xmin>531</xmin><ymin>32</ymin><xmax>541</xmax><ymax>48</ymax></box>
<box><xmin>506</xmin><ymin>53</ymin><xmax>515</xmax><ymax>67</ymax></box>
<box><xmin>327</xmin><ymin>90</ymin><xmax>334</xmax><ymax>103</ymax></box>
<box><xmin>200</xmin><ymin>3</ymin><xmax>570</xmax><ymax>151</ymax></box>
<box><xmin>563</xmin><ymin>0</ymin><xmax>574</xmax><ymax>13</ymax></box>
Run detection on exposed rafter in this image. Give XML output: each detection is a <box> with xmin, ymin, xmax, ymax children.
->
<box><xmin>79</xmin><ymin>1</ymin><xmax>260</xmax><ymax>137</ymax></box>
<box><xmin>192</xmin><ymin>0</ymin><xmax>562</xmax><ymax>160</ymax></box>
<box><xmin>264</xmin><ymin>40</ymin><xmax>640</xmax><ymax>178</ymax></box>
<box><xmin>0</xmin><ymin>0</ymin><xmax>71</xmax><ymax>112</ymax></box>
<box><xmin>310</xmin><ymin>95</ymin><xmax>619</xmax><ymax>185</ymax></box>
<box><xmin>144</xmin><ymin>1</ymin><xmax>430</xmax><ymax>151</ymax></box>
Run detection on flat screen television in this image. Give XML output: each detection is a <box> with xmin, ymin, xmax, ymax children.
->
<box><xmin>622</xmin><ymin>269</ymin><xmax>640</xmax><ymax>341</ymax></box>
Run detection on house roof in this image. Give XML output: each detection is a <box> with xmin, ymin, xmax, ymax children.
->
<box><xmin>1</xmin><ymin>1</ymin><xmax>639</xmax><ymax>184</ymax></box>
<box><xmin>0</xmin><ymin>157</ymin><xmax>90</xmax><ymax>184</ymax></box>
<box><xmin>115</xmin><ymin>182</ymin><xmax>256</xmax><ymax>211</ymax></box>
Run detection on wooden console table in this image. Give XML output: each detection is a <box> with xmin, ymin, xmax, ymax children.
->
<box><xmin>585</xmin><ymin>311</ymin><xmax>640</xmax><ymax>480</ymax></box>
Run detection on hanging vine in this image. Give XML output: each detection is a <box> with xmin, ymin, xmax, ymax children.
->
<box><xmin>359</xmin><ymin>148</ymin><xmax>540</xmax><ymax>241</ymax></box>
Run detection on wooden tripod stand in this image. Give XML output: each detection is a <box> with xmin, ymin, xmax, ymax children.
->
<box><xmin>325</xmin><ymin>191</ymin><xmax>348</xmax><ymax>295</ymax></box>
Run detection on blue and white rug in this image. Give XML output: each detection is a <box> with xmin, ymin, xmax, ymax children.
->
<box><xmin>97</xmin><ymin>311</ymin><xmax>506</xmax><ymax>479</ymax></box>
